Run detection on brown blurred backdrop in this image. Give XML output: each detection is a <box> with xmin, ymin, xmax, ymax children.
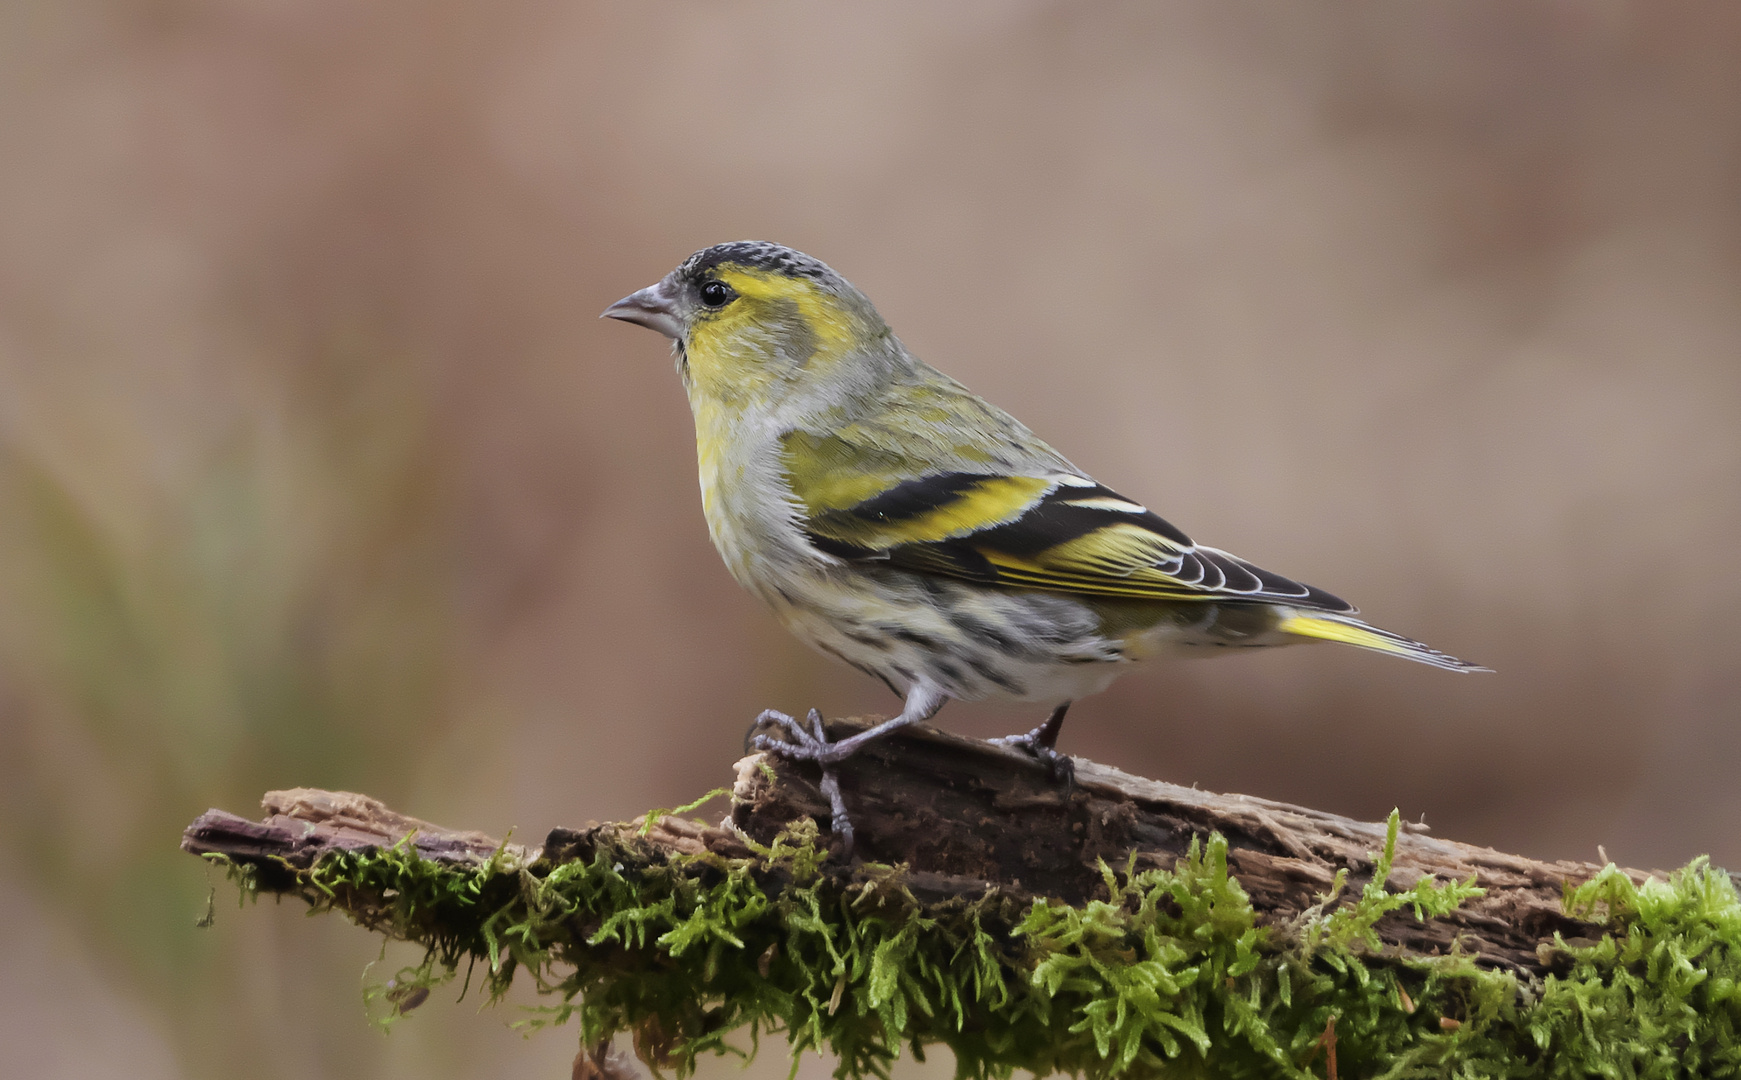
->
<box><xmin>2</xmin><ymin>2</ymin><xmax>1738</xmax><ymax>1077</ymax></box>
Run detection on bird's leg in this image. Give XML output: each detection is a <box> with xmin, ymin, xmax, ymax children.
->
<box><xmin>744</xmin><ymin>685</ymin><xmax>946</xmax><ymax>854</ymax></box>
<box><xmin>992</xmin><ymin>701</ymin><xmax>1074</xmax><ymax>785</ymax></box>
<box><xmin>745</xmin><ymin>685</ymin><xmax>946</xmax><ymax>766</ymax></box>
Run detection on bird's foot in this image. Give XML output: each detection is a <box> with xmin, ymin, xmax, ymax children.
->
<box><xmin>744</xmin><ymin>709</ymin><xmax>857</xmax><ymax>854</ymax></box>
<box><xmin>745</xmin><ymin>707</ymin><xmax>863</xmax><ymax>764</ymax></box>
<box><xmin>991</xmin><ymin>726</ymin><xmax>1076</xmax><ymax>788</ymax></box>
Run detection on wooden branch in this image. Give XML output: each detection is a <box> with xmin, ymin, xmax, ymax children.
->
<box><xmin>734</xmin><ymin>718</ymin><xmax>1638</xmax><ymax>974</ymax></box>
<box><xmin>184</xmin><ymin>717</ymin><xmax>1626</xmax><ymax>975</ymax></box>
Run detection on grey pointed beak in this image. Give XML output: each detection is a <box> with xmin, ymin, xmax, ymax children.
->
<box><xmin>602</xmin><ymin>280</ymin><xmax>684</xmax><ymax>340</ymax></box>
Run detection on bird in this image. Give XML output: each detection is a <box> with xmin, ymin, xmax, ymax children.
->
<box><xmin>604</xmin><ymin>241</ymin><xmax>1486</xmax><ymax>850</ymax></box>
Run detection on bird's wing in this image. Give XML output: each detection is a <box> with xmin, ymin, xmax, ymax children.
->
<box><xmin>780</xmin><ymin>431</ymin><xmax>1355</xmax><ymax>613</ymax></box>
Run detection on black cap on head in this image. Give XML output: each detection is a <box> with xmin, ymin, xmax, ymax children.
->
<box><xmin>679</xmin><ymin>241</ymin><xmax>839</xmax><ymax>284</ymax></box>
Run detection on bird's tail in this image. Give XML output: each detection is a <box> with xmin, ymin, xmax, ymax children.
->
<box><xmin>1277</xmin><ymin>612</ymin><xmax>1490</xmax><ymax>673</ymax></box>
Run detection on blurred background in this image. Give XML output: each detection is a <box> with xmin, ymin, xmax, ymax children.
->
<box><xmin>2</xmin><ymin>1</ymin><xmax>1738</xmax><ymax>1077</ymax></box>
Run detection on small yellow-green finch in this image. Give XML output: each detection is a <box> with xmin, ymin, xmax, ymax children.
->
<box><xmin>605</xmin><ymin>241</ymin><xmax>1485</xmax><ymax>847</ymax></box>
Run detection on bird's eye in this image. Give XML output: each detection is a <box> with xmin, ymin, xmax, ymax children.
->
<box><xmin>699</xmin><ymin>280</ymin><xmax>735</xmax><ymax>308</ymax></box>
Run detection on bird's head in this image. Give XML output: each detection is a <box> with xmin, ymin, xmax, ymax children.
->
<box><xmin>604</xmin><ymin>241</ymin><xmax>891</xmax><ymax>406</ymax></box>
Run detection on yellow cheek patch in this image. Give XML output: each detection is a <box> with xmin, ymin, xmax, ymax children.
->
<box><xmin>683</xmin><ymin>267</ymin><xmax>865</xmax><ymax>400</ymax></box>
<box><xmin>684</xmin><ymin>318</ymin><xmax>759</xmax><ymax>395</ymax></box>
<box><xmin>710</xmin><ymin>267</ymin><xmax>858</xmax><ymax>353</ymax></box>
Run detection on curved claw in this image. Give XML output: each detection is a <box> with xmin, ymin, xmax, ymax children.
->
<box><xmin>744</xmin><ymin>709</ymin><xmax>822</xmax><ymax>754</ymax></box>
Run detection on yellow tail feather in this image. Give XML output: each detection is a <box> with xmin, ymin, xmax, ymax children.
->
<box><xmin>1277</xmin><ymin>614</ymin><xmax>1489</xmax><ymax>672</ymax></box>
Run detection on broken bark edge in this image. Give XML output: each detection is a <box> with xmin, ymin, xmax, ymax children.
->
<box><xmin>182</xmin><ymin>719</ymin><xmax>1741</xmax><ymax>1079</ymax></box>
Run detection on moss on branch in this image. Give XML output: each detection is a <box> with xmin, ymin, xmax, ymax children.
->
<box><xmin>183</xmin><ymin>723</ymin><xmax>1741</xmax><ymax>1077</ymax></box>
<box><xmin>195</xmin><ymin>794</ymin><xmax>1741</xmax><ymax>1080</ymax></box>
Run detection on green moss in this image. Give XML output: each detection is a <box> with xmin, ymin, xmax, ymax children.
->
<box><xmin>206</xmin><ymin>812</ymin><xmax>1741</xmax><ymax>1079</ymax></box>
